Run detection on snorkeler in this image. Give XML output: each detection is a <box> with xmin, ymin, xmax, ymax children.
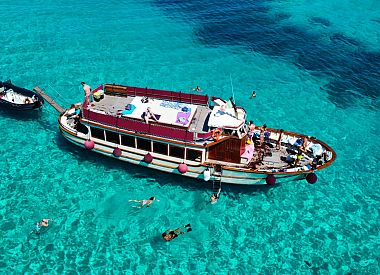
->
<box><xmin>162</xmin><ymin>224</ymin><xmax>192</xmax><ymax>241</ymax></box>
<box><xmin>128</xmin><ymin>197</ymin><xmax>159</xmax><ymax>208</ymax></box>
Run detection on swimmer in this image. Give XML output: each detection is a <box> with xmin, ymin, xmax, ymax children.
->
<box><xmin>33</xmin><ymin>218</ymin><xmax>52</xmax><ymax>235</ymax></box>
<box><xmin>250</xmin><ymin>90</ymin><xmax>256</xmax><ymax>98</ymax></box>
<box><xmin>162</xmin><ymin>223</ymin><xmax>192</xmax><ymax>241</ymax></box>
<box><xmin>128</xmin><ymin>197</ymin><xmax>159</xmax><ymax>208</ymax></box>
<box><xmin>210</xmin><ymin>188</ymin><xmax>221</xmax><ymax>204</ymax></box>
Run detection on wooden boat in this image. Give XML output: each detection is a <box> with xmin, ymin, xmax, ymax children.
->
<box><xmin>58</xmin><ymin>83</ymin><xmax>336</xmax><ymax>185</ymax></box>
<box><xmin>0</xmin><ymin>81</ymin><xmax>44</xmax><ymax>110</ymax></box>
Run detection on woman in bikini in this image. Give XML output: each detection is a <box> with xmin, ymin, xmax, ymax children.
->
<box><xmin>143</xmin><ymin>107</ymin><xmax>158</xmax><ymax>123</ymax></box>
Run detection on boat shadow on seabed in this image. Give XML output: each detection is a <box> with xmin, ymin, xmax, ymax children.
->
<box><xmin>0</xmin><ymin>106</ymin><xmax>43</xmax><ymax>120</ymax></box>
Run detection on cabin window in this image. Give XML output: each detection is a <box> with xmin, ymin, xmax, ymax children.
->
<box><xmin>105</xmin><ymin>130</ymin><xmax>119</xmax><ymax>144</ymax></box>
<box><xmin>153</xmin><ymin>141</ymin><xmax>168</xmax><ymax>155</ymax></box>
<box><xmin>186</xmin><ymin>149</ymin><xmax>202</xmax><ymax>162</ymax></box>
<box><xmin>137</xmin><ymin>138</ymin><xmax>151</xmax><ymax>151</ymax></box>
<box><xmin>90</xmin><ymin>127</ymin><xmax>104</xmax><ymax>140</ymax></box>
<box><xmin>169</xmin><ymin>145</ymin><xmax>184</xmax><ymax>159</ymax></box>
<box><xmin>121</xmin><ymin>135</ymin><xmax>135</xmax><ymax>148</ymax></box>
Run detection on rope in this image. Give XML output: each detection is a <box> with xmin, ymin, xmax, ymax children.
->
<box><xmin>229</xmin><ymin>74</ymin><xmax>235</xmax><ymax>102</ymax></box>
<box><xmin>47</xmin><ymin>83</ymin><xmax>72</xmax><ymax>106</ymax></box>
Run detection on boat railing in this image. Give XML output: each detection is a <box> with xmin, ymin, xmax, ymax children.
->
<box><xmin>82</xmin><ymin>107</ymin><xmax>196</xmax><ymax>142</ymax></box>
<box><xmin>104</xmin><ymin>84</ymin><xmax>209</xmax><ymax>106</ymax></box>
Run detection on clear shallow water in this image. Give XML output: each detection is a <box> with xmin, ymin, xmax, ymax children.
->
<box><xmin>1</xmin><ymin>0</ymin><xmax>379</xmax><ymax>273</ymax></box>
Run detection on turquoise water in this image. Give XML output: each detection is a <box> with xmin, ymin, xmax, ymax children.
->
<box><xmin>1</xmin><ymin>0</ymin><xmax>379</xmax><ymax>273</ymax></box>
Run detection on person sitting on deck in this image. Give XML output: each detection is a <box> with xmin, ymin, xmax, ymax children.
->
<box><xmin>162</xmin><ymin>224</ymin><xmax>192</xmax><ymax>241</ymax></box>
<box><xmin>64</xmin><ymin>104</ymin><xmax>77</xmax><ymax>117</ymax></box>
<box><xmin>300</xmin><ymin>136</ymin><xmax>311</xmax><ymax>153</ymax></box>
<box><xmin>310</xmin><ymin>155</ymin><xmax>322</xmax><ymax>170</ymax></box>
<box><xmin>293</xmin><ymin>150</ymin><xmax>303</xmax><ymax>167</ymax></box>
<box><xmin>143</xmin><ymin>107</ymin><xmax>158</xmax><ymax>123</ymax></box>
<box><xmin>64</xmin><ymin>104</ymin><xmax>81</xmax><ymax>126</ymax></box>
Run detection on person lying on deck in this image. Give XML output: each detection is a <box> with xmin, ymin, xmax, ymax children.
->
<box><xmin>143</xmin><ymin>107</ymin><xmax>158</xmax><ymax>123</ymax></box>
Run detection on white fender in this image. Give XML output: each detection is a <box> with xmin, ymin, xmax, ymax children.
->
<box><xmin>203</xmin><ymin>168</ymin><xmax>211</xmax><ymax>181</ymax></box>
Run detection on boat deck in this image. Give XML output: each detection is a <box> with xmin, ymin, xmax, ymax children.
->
<box><xmin>87</xmin><ymin>93</ymin><xmax>212</xmax><ymax>134</ymax></box>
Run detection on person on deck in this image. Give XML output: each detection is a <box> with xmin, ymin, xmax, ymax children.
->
<box><xmin>259</xmin><ymin>125</ymin><xmax>267</xmax><ymax>155</ymax></box>
<box><xmin>293</xmin><ymin>150</ymin><xmax>303</xmax><ymax>167</ymax></box>
<box><xmin>143</xmin><ymin>107</ymin><xmax>158</xmax><ymax>123</ymax></box>
<box><xmin>162</xmin><ymin>224</ymin><xmax>192</xmax><ymax>241</ymax></box>
<box><xmin>81</xmin><ymin>82</ymin><xmax>92</xmax><ymax>105</ymax></box>
<box><xmin>64</xmin><ymin>104</ymin><xmax>77</xmax><ymax>117</ymax></box>
<box><xmin>276</xmin><ymin>129</ymin><xmax>284</xmax><ymax>150</ymax></box>
<box><xmin>300</xmin><ymin>136</ymin><xmax>310</xmax><ymax>153</ymax></box>
<box><xmin>247</xmin><ymin>120</ymin><xmax>255</xmax><ymax>144</ymax></box>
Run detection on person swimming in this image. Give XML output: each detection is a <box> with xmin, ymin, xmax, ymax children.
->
<box><xmin>192</xmin><ymin>86</ymin><xmax>202</xmax><ymax>92</ymax></box>
<box><xmin>128</xmin><ymin>197</ymin><xmax>159</xmax><ymax>208</ymax></box>
<box><xmin>210</xmin><ymin>188</ymin><xmax>221</xmax><ymax>204</ymax></box>
<box><xmin>33</xmin><ymin>218</ymin><xmax>52</xmax><ymax>235</ymax></box>
<box><xmin>162</xmin><ymin>224</ymin><xmax>192</xmax><ymax>241</ymax></box>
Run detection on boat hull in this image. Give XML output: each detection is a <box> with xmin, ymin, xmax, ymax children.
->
<box><xmin>59</xmin><ymin>122</ymin><xmax>308</xmax><ymax>186</ymax></box>
<box><xmin>0</xmin><ymin>81</ymin><xmax>44</xmax><ymax>110</ymax></box>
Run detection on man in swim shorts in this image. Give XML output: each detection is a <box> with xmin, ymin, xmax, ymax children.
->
<box><xmin>81</xmin><ymin>82</ymin><xmax>92</xmax><ymax>105</ymax></box>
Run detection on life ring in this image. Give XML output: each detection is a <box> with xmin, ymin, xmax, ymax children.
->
<box><xmin>211</xmin><ymin>128</ymin><xmax>222</xmax><ymax>141</ymax></box>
